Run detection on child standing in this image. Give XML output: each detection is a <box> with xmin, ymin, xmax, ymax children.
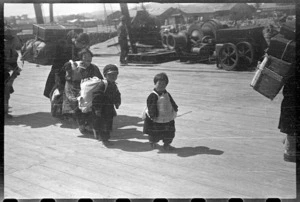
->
<box><xmin>143</xmin><ymin>72</ymin><xmax>178</xmax><ymax>151</ymax></box>
<box><xmin>92</xmin><ymin>64</ymin><xmax>121</xmax><ymax>146</ymax></box>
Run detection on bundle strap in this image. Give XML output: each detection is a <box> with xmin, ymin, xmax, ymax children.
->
<box><xmin>281</xmin><ymin>40</ymin><xmax>293</xmax><ymax>60</ymax></box>
<box><xmin>103</xmin><ymin>79</ymin><xmax>108</xmax><ymax>93</ymax></box>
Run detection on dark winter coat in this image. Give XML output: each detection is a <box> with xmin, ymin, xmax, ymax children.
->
<box><xmin>92</xmin><ymin>81</ymin><xmax>121</xmax><ymax>132</ymax></box>
<box><xmin>43</xmin><ymin>42</ymin><xmax>79</xmax><ymax>98</ymax></box>
<box><xmin>61</xmin><ymin>62</ymin><xmax>103</xmax><ymax>115</ymax></box>
<box><xmin>278</xmin><ymin>73</ymin><xmax>300</xmax><ymax>135</ymax></box>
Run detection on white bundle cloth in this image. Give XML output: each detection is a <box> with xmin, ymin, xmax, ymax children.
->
<box><xmin>78</xmin><ymin>77</ymin><xmax>107</xmax><ymax>113</ymax></box>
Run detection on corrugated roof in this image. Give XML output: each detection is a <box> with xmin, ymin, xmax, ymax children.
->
<box><xmin>259</xmin><ymin>3</ymin><xmax>295</xmax><ymax>10</ymax></box>
<box><xmin>147</xmin><ymin>7</ymin><xmax>170</xmax><ymax>16</ymax></box>
<box><xmin>80</xmin><ymin>19</ymin><xmax>96</xmax><ymax>22</ymax></box>
<box><xmin>68</xmin><ymin>19</ymin><xmax>79</xmax><ymax>23</ymax></box>
<box><xmin>214</xmin><ymin>3</ymin><xmax>237</xmax><ymax>11</ymax></box>
<box><xmin>179</xmin><ymin>4</ymin><xmax>219</xmax><ymax>13</ymax></box>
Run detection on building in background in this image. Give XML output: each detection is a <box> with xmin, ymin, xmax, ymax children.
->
<box><xmin>256</xmin><ymin>3</ymin><xmax>295</xmax><ymax>18</ymax></box>
<box><xmin>67</xmin><ymin>18</ymin><xmax>98</xmax><ymax>28</ymax></box>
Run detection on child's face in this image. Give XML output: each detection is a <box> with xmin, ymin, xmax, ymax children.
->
<box><xmin>81</xmin><ymin>53</ymin><xmax>92</xmax><ymax>67</ymax></box>
<box><xmin>155</xmin><ymin>80</ymin><xmax>167</xmax><ymax>92</ymax></box>
<box><xmin>105</xmin><ymin>72</ymin><xmax>118</xmax><ymax>82</ymax></box>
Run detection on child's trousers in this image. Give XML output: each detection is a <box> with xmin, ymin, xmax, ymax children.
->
<box><xmin>149</xmin><ymin>121</ymin><xmax>175</xmax><ymax>145</ymax></box>
<box><xmin>92</xmin><ymin>115</ymin><xmax>113</xmax><ymax>141</ymax></box>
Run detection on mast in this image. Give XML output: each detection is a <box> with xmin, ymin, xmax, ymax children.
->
<box><xmin>33</xmin><ymin>3</ymin><xmax>44</xmax><ymax>24</ymax></box>
<box><xmin>49</xmin><ymin>3</ymin><xmax>54</xmax><ymax>23</ymax></box>
<box><xmin>120</xmin><ymin>3</ymin><xmax>137</xmax><ymax>53</ymax></box>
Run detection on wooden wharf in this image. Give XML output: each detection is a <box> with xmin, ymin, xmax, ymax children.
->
<box><xmin>4</xmin><ymin>55</ymin><xmax>296</xmax><ymax>199</ymax></box>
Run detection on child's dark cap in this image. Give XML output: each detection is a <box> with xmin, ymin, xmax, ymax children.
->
<box><xmin>103</xmin><ymin>64</ymin><xmax>119</xmax><ymax>75</ymax></box>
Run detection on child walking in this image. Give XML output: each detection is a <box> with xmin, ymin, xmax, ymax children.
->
<box><xmin>92</xmin><ymin>64</ymin><xmax>121</xmax><ymax>146</ymax></box>
<box><xmin>143</xmin><ymin>72</ymin><xmax>178</xmax><ymax>151</ymax></box>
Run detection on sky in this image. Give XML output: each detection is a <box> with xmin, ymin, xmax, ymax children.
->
<box><xmin>4</xmin><ymin>3</ymin><xmax>139</xmax><ymax>18</ymax></box>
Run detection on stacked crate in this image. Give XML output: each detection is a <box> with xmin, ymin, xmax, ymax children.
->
<box><xmin>33</xmin><ymin>24</ymin><xmax>83</xmax><ymax>42</ymax></box>
<box><xmin>22</xmin><ymin>24</ymin><xmax>83</xmax><ymax>65</ymax></box>
<box><xmin>250</xmin><ymin>22</ymin><xmax>295</xmax><ymax>100</ymax></box>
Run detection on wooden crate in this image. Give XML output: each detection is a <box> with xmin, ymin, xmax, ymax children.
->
<box><xmin>280</xmin><ymin>22</ymin><xmax>295</xmax><ymax>40</ymax></box>
<box><xmin>251</xmin><ymin>65</ymin><xmax>284</xmax><ymax>100</ymax></box>
<box><xmin>33</xmin><ymin>24</ymin><xmax>83</xmax><ymax>42</ymax></box>
<box><xmin>266</xmin><ymin>55</ymin><xmax>293</xmax><ymax>78</ymax></box>
<box><xmin>250</xmin><ymin>56</ymin><xmax>286</xmax><ymax>100</ymax></box>
<box><xmin>267</xmin><ymin>34</ymin><xmax>295</xmax><ymax>63</ymax></box>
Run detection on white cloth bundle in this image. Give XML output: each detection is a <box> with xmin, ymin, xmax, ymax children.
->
<box><xmin>78</xmin><ymin>77</ymin><xmax>107</xmax><ymax>113</ymax></box>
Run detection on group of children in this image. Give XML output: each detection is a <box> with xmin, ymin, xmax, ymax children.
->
<box><xmin>5</xmin><ymin>28</ymin><xmax>179</xmax><ymax>150</ymax></box>
<box><xmin>68</xmin><ymin>54</ymin><xmax>179</xmax><ymax>150</ymax></box>
<box><xmin>85</xmin><ymin>65</ymin><xmax>178</xmax><ymax>151</ymax></box>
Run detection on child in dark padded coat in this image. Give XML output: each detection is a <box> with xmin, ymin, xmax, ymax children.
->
<box><xmin>92</xmin><ymin>64</ymin><xmax>121</xmax><ymax>146</ymax></box>
<box><xmin>143</xmin><ymin>72</ymin><xmax>178</xmax><ymax>151</ymax></box>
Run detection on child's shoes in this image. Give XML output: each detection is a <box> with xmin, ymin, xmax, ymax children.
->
<box><xmin>163</xmin><ymin>144</ymin><xmax>176</xmax><ymax>151</ymax></box>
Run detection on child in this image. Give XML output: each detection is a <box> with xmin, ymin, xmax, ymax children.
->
<box><xmin>60</xmin><ymin>49</ymin><xmax>103</xmax><ymax>134</ymax></box>
<box><xmin>92</xmin><ymin>64</ymin><xmax>121</xmax><ymax>146</ymax></box>
<box><xmin>4</xmin><ymin>26</ymin><xmax>22</xmax><ymax>119</ymax></box>
<box><xmin>143</xmin><ymin>72</ymin><xmax>178</xmax><ymax>151</ymax></box>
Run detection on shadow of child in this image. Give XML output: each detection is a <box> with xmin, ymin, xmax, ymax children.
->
<box><xmin>158</xmin><ymin>146</ymin><xmax>224</xmax><ymax>157</ymax></box>
<box><xmin>4</xmin><ymin>112</ymin><xmax>62</xmax><ymax>128</ymax></box>
<box><xmin>102</xmin><ymin>139</ymin><xmax>153</xmax><ymax>152</ymax></box>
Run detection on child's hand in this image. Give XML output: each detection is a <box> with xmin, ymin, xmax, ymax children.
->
<box><xmin>115</xmin><ymin>103</ymin><xmax>120</xmax><ymax>109</ymax></box>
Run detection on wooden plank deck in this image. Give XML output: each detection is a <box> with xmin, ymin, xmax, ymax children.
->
<box><xmin>4</xmin><ymin>56</ymin><xmax>296</xmax><ymax>199</ymax></box>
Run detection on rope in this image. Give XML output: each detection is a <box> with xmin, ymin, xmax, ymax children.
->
<box><xmin>281</xmin><ymin>40</ymin><xmax>293</xmax><ymax>60</ymax></box>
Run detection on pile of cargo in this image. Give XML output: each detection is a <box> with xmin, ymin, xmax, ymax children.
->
<box><xmin>162</xmin><ymin>19</ymin><xmax>225</xmax><ymax>63</ymax></box>
<box><xmin>250</xmin><ymin>20</ymin><xmax>295</xmax><ymax>100</ymax></box>
<box><xmin>21</xmin><ymin>23</ymin><xmax>83</xmax><ymax>66</ymax></box>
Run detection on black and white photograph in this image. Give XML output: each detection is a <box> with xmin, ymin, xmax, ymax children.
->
<box><xmin>2</xmin><ymin>0</ymin><xmax>298</xmax><ymax>200</ymax></box>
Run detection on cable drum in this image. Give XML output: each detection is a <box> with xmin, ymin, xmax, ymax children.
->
<box><xmin>167</xmin><ymin>31</ymin><xmax>188</xmax><ymax>50</ymax></box>
<box><xmin>187</xmin><ymin>23</ymin><xmax>204</xmax><ymax>42</ymax></box>
<box><xmin>201</xmin><ymin>19</ymin><xmax>223</xmax><ymax>38</ymax></box>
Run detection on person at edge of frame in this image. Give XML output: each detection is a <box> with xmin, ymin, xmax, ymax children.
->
<box><xmin>279</xmin><ymin>63</ymin><xmax>300</xmax><ymax>163</ymax></box>
<box><xmin>4</xmin><ymin>25</ymin><xmax>23</xmax><ymax>119</ymax></box>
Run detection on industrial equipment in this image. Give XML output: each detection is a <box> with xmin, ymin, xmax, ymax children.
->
<box><xmin>162</xmin><ymin>19</ymin><xmax>225</xmax><ymax>63</ymax></box>
<box><xmin>216</xmin><ymin>26</ymin><xmax>268</xmax><ymax>71</ymax></box>
<box><xmin>122</xmin><ymin>6</ymin><xmax>178</xmax><ymax>64</ymax></box>
<box><xmin>161</xmin><ymin>18</ymin><xmax>268</xmax><ymax>71</ymax></box>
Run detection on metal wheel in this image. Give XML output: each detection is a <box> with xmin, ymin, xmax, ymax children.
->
<box><xmin>161</xmin><ymin>34</ymin><xmax>168</xmax><ymax>49</ymax></box>
<box><xmin>236</xmin><ymin>41</ymin><xmax>254</xmax><ymax>67</ymax></box>
<box><xmin>218</xmin><ymin>43</ymin><xmax>239</xmax><ymax>71</ymax></box>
